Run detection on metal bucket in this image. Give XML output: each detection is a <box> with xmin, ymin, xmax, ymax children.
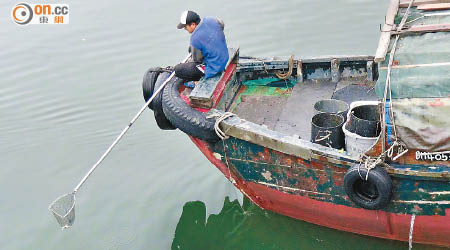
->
<box><xmin>311</xmin><ymin>113</ymin><xmax>345</xmax><ymax>149</ymax></box>
<box><xmin>314</xmin><ymin>99</ymin><xmax>349</xmax><ymax>120</ymax></box>
<box><xmin>347</xmin><ymin>104</ymin><xmax>380</xmax><ymax>137</ymax></box>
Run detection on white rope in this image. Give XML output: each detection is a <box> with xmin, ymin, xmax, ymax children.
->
<box><xmin>215</xmin><ymin>114</ymin><xmax>245</xmax><ymax>212</ymax></box>
<box><xmin>360</xmin><ymin>157</ymin><xmax>383</xmax><ymax>180</ymax></box>
<box><xmin>405</xmin><ymin>16</ymin><xmax>423</xmax><ymax>25</ymax></box>
<box><xmin>392</xmin><ymin>146</ymin><xmax>408</xmax><ymax>161</ymax></box>
<box><xmin>404</xmin><ymin>4</ymin><xmax>450</xmax><ymax>25</ymax></box>
<box><xmin>207</xmin><ymin>112</ymin><xmax>236</xmax><ymax>179</ymax></box>
<box><xmin>409</xmin><ymin>214</ymin><xmax>416</xmax><ymax>250</ymax></box>
<box><xmin>381</xmin><ymin>0</ymin><xmax>415</xmax><ymax>159</ymax></box>
<box><xmin>314</xmin><ymin>130</ymin><xmax>332</xmax><ymax>142</ymax></box>
<box><xmin>213</xmin><ymin>112</ymin><xmax>235</xmax><ymax>140</ymax></box>
<box><xmin>398</xmin><ymin>0</ymin><xmax>415</xmax><ymax>32</ymax></box>
<box><xmin>390</xmin><ymin>0</ymin><xmax>415</xmax><ymax>142</ymax></box>
<box><xmin>360</xmin><ymin>140</ymin><xmax>408</xmax><ymax>179</ymax></box>
<box><xmin>381</xmin><ymin>34</ymin><xmax>398</xmax><ymax>155</ymax></box>
<box><xmin>386</xmin><ymin>141</ymin><xmax>399</xmax><ymax>158</ymax></box>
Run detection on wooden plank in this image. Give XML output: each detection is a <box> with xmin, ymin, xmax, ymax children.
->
<box><xmin>399</xmin><ymin>0</ymin><xmax>450</xmax><ymax>7</ymax></box>
<box><xmin>211</xmin><ymin>63</ymin><xmax>237</xmax><ymax>108</ymax></box>
<box><xmin>379</xmin><ymin>61</ymin><xmax>450</xmax><ymax>69</ymax></box>
<box><xmin>189</xmin><ymin>48</ymin><xmax>239</xmax><ymax>108</ymax></box>
<box><xmin>393</xmin><ymin>23</ymin><xmax>450</xmax><ymax>34</ymax></box>
<box><xmin>417</xmin><ymin>3</ymin><xmax>450</xmax><ymax>10</ymax></box>
<box><xmin>375</xmin><ymin>0</ymin><xmax>400</xmax><ymax>62</ymax></box>
<box><xmin>189</xmin><ymin>63</ymin><xmax>236</xmax><ymax>109</ymax></box>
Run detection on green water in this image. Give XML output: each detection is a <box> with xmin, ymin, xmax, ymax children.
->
<box><xmin>1</xmin><ymin>0</ymin><xmax>446</xmax><ymax>249</ymax></box>
<box><xmin>173</xmin><ymin>197</ymin><xmax>444</xmax><ymax>250</ymax></box>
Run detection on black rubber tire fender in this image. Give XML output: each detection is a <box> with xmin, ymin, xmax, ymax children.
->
<box><xmin>152</xmin><ymin>71</ymin><xmax>176</xmax><ymax>130</ymax></box>
<box><xmin>142</xmin><ymin>67</ymin><xmax>161</xmax><ymax>110</ymax></box>
<box><xmin>162</xmin><ymin>77</ymin><xmax>220</xmax><ymax>142</ymax></box>
<box><xmin>344</xmin><ymin>165</ymin><xmax>393</xmax><ymax>210</ymax></box>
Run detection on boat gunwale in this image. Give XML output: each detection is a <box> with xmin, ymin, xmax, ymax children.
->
<box><xmin>211</xmin><ymin>108</ymin><xmax>450</xmax><ymax>180</ymax></box>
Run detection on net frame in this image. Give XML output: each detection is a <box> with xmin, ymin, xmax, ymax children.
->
<box><xmin>48</xmin><ymin>193</ymin><xmax>76</xmax><ymax>229</ymax></box>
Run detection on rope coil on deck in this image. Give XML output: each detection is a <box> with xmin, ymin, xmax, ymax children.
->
<box><xmin>275</xmin><ymin>55</ymin><xmax>294</xmax><ymax>80</ymax></box>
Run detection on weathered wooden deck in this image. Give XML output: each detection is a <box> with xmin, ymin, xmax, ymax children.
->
<box><xmin>232</xmin><ymin>79</ymin><xmax>377</xmax><ymax>140</ymax></box>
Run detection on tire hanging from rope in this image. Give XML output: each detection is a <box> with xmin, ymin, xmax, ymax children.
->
<box><xmin>343</xmin><ymin>0</ymin><xmax>416</xmax><ymax>210</ymax></box>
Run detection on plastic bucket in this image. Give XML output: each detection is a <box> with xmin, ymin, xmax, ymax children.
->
<box><xmin>311</xmin><ymin>113</ymin><xmax>345</xmax><ymax>149</ymax></box>
<box><xmin>314</xmin><ymin>99</ymin><xmax>349</xmax><ymax>120</ymax></box>
<box><xmin>343</xmin><ymin>122</ymin><xmax>378</xmax><ymax>157</ymax></box>
<box><xmin>346</xmin><ymin>104</ymin><xmax>380</xmax><ymax>137</ymax></box>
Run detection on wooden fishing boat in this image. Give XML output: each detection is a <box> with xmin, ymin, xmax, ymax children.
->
<box><xmin>143</xmin><ymin>0</ymin><xmax>450</xmax><ymax>246</ymax></box>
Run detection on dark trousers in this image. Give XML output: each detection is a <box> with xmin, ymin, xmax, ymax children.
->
<box><xmin>174</xmin><ymin>62</ymin><xmax>204</xmax><ymax>81</ymax></box>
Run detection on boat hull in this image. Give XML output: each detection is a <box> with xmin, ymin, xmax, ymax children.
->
<box><xmin>190</xmin><ymin>137</ymin><xmax>450</xmax><ymax>247</ymax></box>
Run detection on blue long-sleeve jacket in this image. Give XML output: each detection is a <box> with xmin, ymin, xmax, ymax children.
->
<box><xmin>190</xmin><ymin>17</ymin><xmax>229</xmax><ymax>79</ymax></box>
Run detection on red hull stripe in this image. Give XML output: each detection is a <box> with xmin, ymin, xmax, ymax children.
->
<box><xmin>212</xmin><ymin>63</ymin><xmax>237</xmax><ymax>109</ymax></box>
<box><xmin>190</xmin><ymin>137</ymin><xmax>450</xmax><ymax>247</ymax></box>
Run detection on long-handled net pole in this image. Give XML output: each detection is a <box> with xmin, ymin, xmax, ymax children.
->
<box><xmin>49</xmin><ymin>53</ymin><xmax>191</xmax><ymax>229</ymax></box>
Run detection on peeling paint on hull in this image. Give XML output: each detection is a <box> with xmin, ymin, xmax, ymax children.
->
<box><xmin>190</xmin><ymin>136</ymin><xmax>450</xmax><ymax>247</ymax></box>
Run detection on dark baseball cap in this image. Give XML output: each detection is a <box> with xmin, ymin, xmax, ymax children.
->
<box><xmin>177</xmin><ymin>10</ymin><xmax>200</xmax><ymax>29</ymax></box>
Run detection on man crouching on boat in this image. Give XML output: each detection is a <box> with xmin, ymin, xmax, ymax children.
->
<box><xmin>174</xmin><ymin>10</ymin><xmax>229</xmax><ymax>85</ymax></box>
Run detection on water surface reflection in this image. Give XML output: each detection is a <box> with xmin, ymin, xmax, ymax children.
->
<box><xmin>172</xmin><ymin>197</ymin><xmax>443</xmax><ymax>250</ymax></box>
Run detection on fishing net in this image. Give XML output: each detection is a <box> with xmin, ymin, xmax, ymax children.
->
<box><xmin>391</xmin><ymin>98</ymin><xmax>450</xmax><ymax>151</ymax></box>
<box><xmin>49</xmin><ymin>193</ymin><xmax>76</xmax><ymax>229</ymax></box>
<box><xmin>374</xmin><ymin>31</ymin><xmax>450</xmax><ymax>151</ymax></box>
<box><xmin>375</xmin><ymin>33</ymin><xmax>450</xmax><ymax>99</ymax></box>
